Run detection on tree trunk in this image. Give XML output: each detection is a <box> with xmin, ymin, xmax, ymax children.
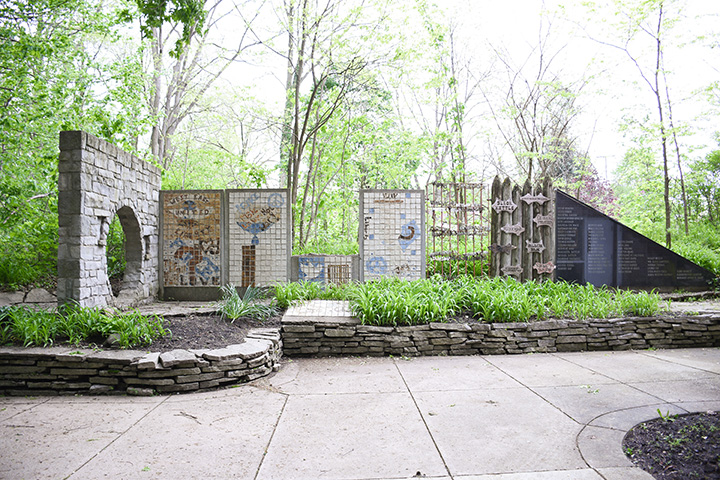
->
<box><xmin>150</xmin><ymin>26</ymin><xmax>163</xmax><ymax>164</ymax></box>
<box><xmin>663</xmin><ymin>77</ymin><xmax>689</xmax><ymax>234</ymax></box>
<box><xmin>653</xmin><ymin>5</ymin><xmax>672</xmax><ymax>249</ymax></box>
<box><xmin>280</xmin><ymin>0</ymin><xmax>297</xmax><ymax>185</ymax></box>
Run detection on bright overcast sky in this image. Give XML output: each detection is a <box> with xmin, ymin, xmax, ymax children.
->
<box><xmin>442</xmin><ymin>0</ymin><xmax>719</xmax><ymax>179</ymax></box>
<box><xmin>219</xmin><ymin>0</ymin><xmax>719</xmax><ymax>181</ymax></box>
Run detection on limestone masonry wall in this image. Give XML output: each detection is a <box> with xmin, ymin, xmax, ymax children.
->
<box><xmin>57</xmin><ymin>131</ymin><xmax>161</xmax><ymax>308</ymax></box>
<box><xmin>5</xmin><ymin>315</ymin><xmax>718</xmax><ymax>395</ymax></box>
<box><xmin>0</xmin><ymin>329</ymin><xmax>281</xmax><ymax>396</ymax></box>
<box><xmin>282</xmin><ymin>314</ymin><xmax>720</xmax><ymax>356</ymax></box>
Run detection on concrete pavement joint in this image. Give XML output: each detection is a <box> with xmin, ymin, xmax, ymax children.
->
<box><xmin>554</xmin><ymin>350</ymin><xmax>720</xmax><ymax>479</ymax></box>
<box><xmin>64</xmin><ymin>395</ymin><xmax>171</xmax><ymax>479</ymax></box>
<box><xmin>253</xmin><ymin>392</ymin><xmax>289</xmax><ymax>480</ymax></box>
<box><xmin>482</xmin><ymin>355</ymin><xmax>585</xmax><ymax>425</ymax></box>
<box><xmin>547</xmin><ymin>352</ymin><xmax>693</xmax><ymax>474</ymax></box>
<box><xmin>393</xmin><ymin>357</ymin><xmax>454</xmax><ymax>480</ymax></box>
<box><xmin>637</xmin><ymin>349</ymin><xmax>720</xmax><ymax>376</ymax></box>
<box><xmin>555</xmin><ymin>351</ymin><xmax>700</xmax><ymax>413</ymax></box>
<box><xmin>0</xmin><ymin>397</ymin><xmax>51</xmax><ymax>424</ymax></box>
<box><xmin>2</xmin><ymin>348</ymin><xmax>716</xmax><ymax>479</ymax></box>
<box><xmin>481</xmin><ymin>355</ymin><xmax>616</xmax><ymax>479</ymax></box>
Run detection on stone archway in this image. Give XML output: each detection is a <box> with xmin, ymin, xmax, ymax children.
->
<box><xmin>57</xmin><ymin>131</ymin><xmax>161</xmax><ymax>308</ymax></box>
<box><xmin>112</xmin><ymin>206</ymin><xmax>143</xmax><ymax>301</ymax></box>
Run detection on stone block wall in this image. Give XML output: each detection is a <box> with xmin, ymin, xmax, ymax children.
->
<box><xmin>360</xmin><ymin>190</ymin><xmax>425</xmax><ymax>281</ymax></box>
<box><xmin>57</xmin><ymin>131</ymin><xmax>161</xmax><ymax>308</ymax></box>
<box><xmin>0</xmin><ymin>329</ymin><xmax>281</xmax><ymax>396</ymax></box>
<box><xmin>282</xmin><ymin>314</ymin><xmax>720</xmax><ymax>357</ymax></box>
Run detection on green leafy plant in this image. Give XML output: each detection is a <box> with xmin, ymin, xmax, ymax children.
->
<box><xmin>658</xmin><ymin>409</ymin><xmax>677</xmax><ymax>423</ymax></box>
<box><xmin>0</xmin><ymin>304</ymin><xmax>167</xmax><ymax>348</ymax></box>
<box><xmin>217</xmin><ymin>284</ymin><xmax>278</xmax><ymax>322</ymax></box>
<box><xmin>616</xmin><ymin>289</ymin><xmax>665</xmax><ymax>316</ymax></box>
<box><xmin>0</xmin><ymin>306</ymin><xmax>13</xmax><ymax>345</ymax></box>
<box><xmin>106</xmin><ymin>216</ymin><xmax>126</xmax><ymax>280</ymax></box>
<box><xmin>343</xmin><ymin>276</ymin><xmax>664</xmax><ymax>326</ymax></box>
<box><xmin>9</xmin><ymin>306</ymin><xmax>60</xmax><ymax>347</ymax></box>
<box><xmin>274</xmin><ymin>281</ymin><xmax>350</xmax><ymax>309</ymax></box>
<box><xmin>272</xmin><ymin>275</ymin><xmax>665</xmax><ymax>326</ymax></box>
<box><xmin>665</xmin><ymin>434</ymin><xmax>688</xmax><ymax>448</ymax></box>
<box><xmin>102</xmin><ymin>310</ymin><xmax>167</xmax><ymax>348</ymax></box>
<box><xmin>57</xmin><ymin>302</ymin><xmax>107</xmax><ymax>345</ymax></box>
<box><xmin>581</xmin><ymin>384</ymin><xmax>600</xmax><ymax>394</ymax></box>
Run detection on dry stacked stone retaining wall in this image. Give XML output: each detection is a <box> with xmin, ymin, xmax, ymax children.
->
<box><xmin>282</xmin><ymin>314</ymin><xmax>720</xmax><ymax>356</ymax></box>
<box><xmin>0</xmin><ymin>329</ymin><xmax>280</xmax><ymax>396</ymax></box>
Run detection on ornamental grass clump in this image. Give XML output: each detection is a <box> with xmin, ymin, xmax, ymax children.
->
<box><xmin>217</xmin><ymin>284</ymin><xmax>278</xmax><ymax>322</ymax></box>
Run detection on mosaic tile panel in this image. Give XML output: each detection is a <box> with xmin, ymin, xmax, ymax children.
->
<box><xmin>228</xmin><ymin>190</ymin><xmax>289</xmax><ymax>286</ymax></box>
<box><xmin>298</xmin><ymin>255</ymin><xmax>355</xmax><ymax>284</ymax></box>
<box><xmin>162</xmin><ymin>191</ymin><xmax>222</xmax><ymax>286</ymax></box>
<box><xmin>361</xmin><ymin>190</ymin><xmax>424</xmax><ymax>281</ymax></box>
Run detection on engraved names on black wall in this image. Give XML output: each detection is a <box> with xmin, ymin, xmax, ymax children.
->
<box><xmin>554</xmin><ymin>190</ymin><xmax>714</xmax><ymax>290</ymax></box>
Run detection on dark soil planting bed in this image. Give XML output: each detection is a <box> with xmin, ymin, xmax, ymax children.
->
<box><xmin>624</xmin><ymin>411</ymin><xmax>720</xmax><ymax>479</ymax></box>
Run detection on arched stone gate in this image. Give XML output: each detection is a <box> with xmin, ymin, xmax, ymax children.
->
<box><xmin>57</xmin><ymin>131</ymin><xmax>161</xmax><ymax>308</ymax></box>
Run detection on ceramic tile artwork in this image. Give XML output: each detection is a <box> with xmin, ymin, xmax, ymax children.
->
<box><xmin>162</xmin><ymin>191</ymin><xmax>222</xmax><ymax>286</ymax></box>
<box><xmin>228</xmin><ymin>190</ymin><xmax>288</xmax><ymax>286</ymax></box>
<box><xmin>362</xmin><ymin>191</ymin><xmax>423</xmax><ymax>281</ymax></box>
<box><xmin>298</xmin><ymin>255</ymin><xmax>354</xmax><ymax>284</ymax></box>
<box><xmin>161</xmin><ymin>188</ymin><xmax>423</xmax><ymax>289</ymax></box>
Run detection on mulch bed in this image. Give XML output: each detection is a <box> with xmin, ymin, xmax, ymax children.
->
<box><xmin>31</xmin><ymin>311</ymin><xmax>284</xmax><ymax>352</ymax></box>
<box><xmin>623</xmin><ymin>411</ymin><xmax>720</xmax><ymax>479</ymax></box>
<box><xmin>143</xmin><ymin>312</ymin><xmax>283</xmax><ymax>351</ymax></box>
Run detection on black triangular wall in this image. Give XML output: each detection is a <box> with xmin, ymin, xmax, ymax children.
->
<box><xmin>555</xmin><ymin>190</ymin><xmax>715</xmax><ymax>291</ymax></box>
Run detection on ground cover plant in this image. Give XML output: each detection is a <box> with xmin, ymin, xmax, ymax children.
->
<box><xmin>275</xmin><ymin>281</ymin><xmax>349</xmax><ymax>308</ymax></box>
<box><xmin>273</xmin><ymin>276</ymin><xmax>665</xmax><ymax>326</ymax></box>
<box><xmin>0</xmin><ymin>304</ymin><xmax>167</xmax><ymax>348</ymax></box>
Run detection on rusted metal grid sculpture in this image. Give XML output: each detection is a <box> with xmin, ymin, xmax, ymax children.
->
<box><xmin>426</xmin><ymin>181</ymin><xmax>488</xmax><ymax>278</ymax></box>
<box><xmin>489</xmin><ymin>176</ymin><xmax>556</xmax><ymax>281</ymax></box>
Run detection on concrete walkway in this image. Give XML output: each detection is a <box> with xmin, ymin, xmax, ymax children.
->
<box><xmin>2</xmin><ymin>347</ymin><xmax>719</xmax><ymax>480</ymax></box>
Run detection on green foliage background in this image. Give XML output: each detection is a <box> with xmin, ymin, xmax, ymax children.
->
<box><xmin>613</xmin><ymin>143</ymin><xmax>720</xmax><ymax>276</ymax></box>
<box><xmin>0</xmin><ymin>0</ymin><xmax>717</xmax><ymax>291</ymax></box>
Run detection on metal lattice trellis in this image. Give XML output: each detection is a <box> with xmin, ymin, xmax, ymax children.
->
<box><xmin>426</xmin><ymin>182</ymin><xmax>489</xmax><ymax>278</ymax></box>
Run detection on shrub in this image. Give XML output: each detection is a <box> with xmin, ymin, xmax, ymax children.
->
<box><xmin>106</xmin><ymin>216</ymin><xmax>126</xmax><ymax>280</ymax></box>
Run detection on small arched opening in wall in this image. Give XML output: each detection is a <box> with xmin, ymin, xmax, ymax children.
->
<box><xmin>104</xmin><ymin>206</ymin><xmax>143</xmax><ymax>298</ymax></box>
